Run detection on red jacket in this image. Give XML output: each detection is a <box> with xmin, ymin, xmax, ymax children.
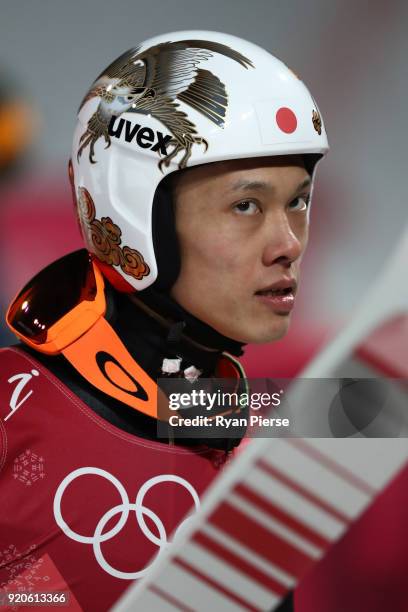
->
<box><xmin>0</xmin><ymin>347</ymin><xmax>225</xmax><ymax>611</ymax></box>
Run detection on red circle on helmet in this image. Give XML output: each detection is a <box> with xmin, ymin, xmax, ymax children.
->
<box><xmin>276</xmin><ymin>107</ymin><xmax>297</xmax><ymax>133</ymax></box>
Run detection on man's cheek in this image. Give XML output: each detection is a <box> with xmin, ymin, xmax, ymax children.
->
<box><xmin>193</xmin><ymin>241</ymin><xmax>234</xmax><ymax>270</ymax></box>
<box><xmin>208</xmin><ymin>242</ymin><xmax>242</xmax><ymax>268</ymax></box>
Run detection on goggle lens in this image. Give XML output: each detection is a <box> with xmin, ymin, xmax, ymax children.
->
<box><xmin>7</xmin><ymin>249</ymin><xmax>97</xmax><ymax>344</ymax></box>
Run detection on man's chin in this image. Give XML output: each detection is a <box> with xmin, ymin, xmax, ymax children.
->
<box><xmin>242</xmin><ymin>316</ymin><xmax>291</xmax><ymax>345</ymax></box>
<box><xmin>203</xmin><ymin>311</ymin><xmax>291</xmax><ymax>345</ymax></box>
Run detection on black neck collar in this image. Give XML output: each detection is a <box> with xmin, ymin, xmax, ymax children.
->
<box><xmin>129</xmin><ymin>288</ymin><xmax>245</xmax><ymax>358</ymax></box>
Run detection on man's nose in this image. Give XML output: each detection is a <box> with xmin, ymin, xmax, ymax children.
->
<box><xmin>261</xmin><ymin>214</ymin><xmax>303</xmax><ymax>267</ymax></box>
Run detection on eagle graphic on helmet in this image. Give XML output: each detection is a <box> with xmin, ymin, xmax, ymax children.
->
<box><xmin>77</xmin><ymin>40</ymin><xmax>253</xmax><ymax>169</ymax></box>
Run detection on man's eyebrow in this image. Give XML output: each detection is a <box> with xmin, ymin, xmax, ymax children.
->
<box><xmin>230</xmin><ymin>179</ymin><xmax>270</xmax><ymax>192</ymax></box>
<box><xmin>295</xmin><ymin>177</ymin><xmax>312</xmax><ymax>192</ymax></box>
<box><xmin>230</xmin><ymin>176</ymin><xmax>312</xmax><ymax>193</ymax></box>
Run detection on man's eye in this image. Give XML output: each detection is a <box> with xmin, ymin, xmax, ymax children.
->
<box><xmin>233</xmin><ymin>200</ymin><xmax>260</xmax><ymax>215</ymax></box>
<box><xmin>289</xmin><ymin>195</ymin><xmax>311</xmax><ymax>211</ymax></box>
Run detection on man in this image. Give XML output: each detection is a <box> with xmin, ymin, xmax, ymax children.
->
<box><xmin>0</xmin><ymin>31</ymin><xmax>328</xmax><ymax>610</ymax></box>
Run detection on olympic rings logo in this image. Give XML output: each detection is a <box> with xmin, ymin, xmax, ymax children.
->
<box><xmin>53</xmin><ymin>467</ymin><xmax>200</xmax><ymax>580</ymax></box>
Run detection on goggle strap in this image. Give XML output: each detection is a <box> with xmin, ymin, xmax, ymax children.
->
<box><xmin>62</xmin><ymin>317</ymin><xmax>158</xmax><ymax>419</ymax></box>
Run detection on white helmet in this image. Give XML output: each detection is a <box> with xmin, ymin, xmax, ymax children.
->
<box><xmin>70</xmin><ymin>30</ymin><xmax>328</xmax><ymax>292</ymax></box>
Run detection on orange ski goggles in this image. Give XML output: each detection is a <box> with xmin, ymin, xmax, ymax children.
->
<box><xmin>7</xmin><ymin>250</ymin><xmax>159</xmax><ymax>419</ymax></box>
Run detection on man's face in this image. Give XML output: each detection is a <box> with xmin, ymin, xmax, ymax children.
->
<box><xmin>170</xmin><ymin>155</ymin><xmax>311</xmax><ymax>344</ymax></box>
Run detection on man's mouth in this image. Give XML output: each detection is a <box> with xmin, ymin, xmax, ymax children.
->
<box><xmin>255</xmin><ymin>287</ymin><xmax>293</xmax><ymax>297</ymax></box>
<box><xmin>255</xmin><ymin>279</ymin><xmax>297</xmax><ymax>313</ymax></box>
